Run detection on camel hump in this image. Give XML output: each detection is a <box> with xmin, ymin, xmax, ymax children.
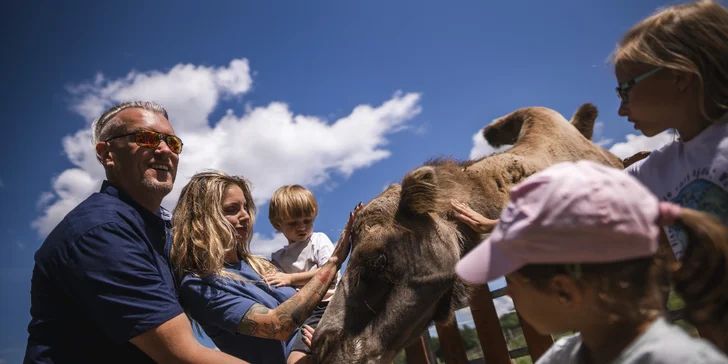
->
<box><xmin>569</xmin><ymin>103</ymin><xmax>598</xmax><ymax>140</ymax></box>
<box><xmin>482</xmin><ymin>106</ymin><xmax>566</xmax><ymax>147</ymax></box>
<box><xmin>482</xmin><ymin>103</ymin><xmax>598</xmax><ymax>147</ymax></box>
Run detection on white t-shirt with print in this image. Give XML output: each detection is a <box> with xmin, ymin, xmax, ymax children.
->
<box><xmin>626</xmin><ymin>116</ymin><xmax>728</xmax><ymax>261</ymax></box>
<box><xmin>270</xmin><ymin>232</ymin><xmax>338</xmax><ymax>301</ymax></box>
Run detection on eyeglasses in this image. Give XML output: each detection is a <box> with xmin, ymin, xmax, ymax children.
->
<box><xmin>616</xmin><ymin>67</ymin><xmax>662</xmax><ymax>103</ymax></box>
<box><xmin>105</xmin><ymin>129</ymin><xmax>184</xmax><ymax>154</ymax></box>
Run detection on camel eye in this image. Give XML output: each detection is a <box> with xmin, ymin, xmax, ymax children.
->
<box><xmin>372</xmin><ymin>254</ymin><xmax>387</xmax><ymax>272</ymax></box>
<box><xmin>359</xmin><ymin>254</ymin><xmax>387</xmax><ymax>282</ymax></box>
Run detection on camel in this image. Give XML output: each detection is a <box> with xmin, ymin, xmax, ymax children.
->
<box><xmin>311</xmin><ymin>103</ymin><xmax>624</xmax><ymax>363</ymax></box>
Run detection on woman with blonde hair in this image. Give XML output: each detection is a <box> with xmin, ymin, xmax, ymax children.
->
<box><xmin>171</xmin><ymin>170</ymin><xmax>361</xmax><ymax>364</ymax></box>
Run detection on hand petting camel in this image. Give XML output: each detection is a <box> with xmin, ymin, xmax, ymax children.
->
<box><xmin>450</xmin><ymin>199</ymin><xmax>498</xmax><ymax>234</ymax></box>
<box><xmin>310</xmin><ymin>103</ymin><xmax>624</xmax><ymax>363</ymax></box>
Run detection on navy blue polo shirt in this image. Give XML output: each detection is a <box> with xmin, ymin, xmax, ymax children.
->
<box><xmin>24</xmin><ymin>181</ymin><xmax>183</xmax><ymax>364</ymax></box>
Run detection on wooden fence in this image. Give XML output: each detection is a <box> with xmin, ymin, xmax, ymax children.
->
<box><xmin>402</xmin><ymin>285</ymin><xmax>686</xmax><ymax>364</ymax></box>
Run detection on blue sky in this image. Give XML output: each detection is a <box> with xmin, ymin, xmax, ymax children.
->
<box><xmin>0</xmin><ymin>0</ymin><xmax>677</xmax><ymax>362</ymax></box>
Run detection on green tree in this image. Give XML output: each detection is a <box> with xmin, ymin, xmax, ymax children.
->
<box><xmin>459</xmin><ymin>324</ymin><xmax>480</xmax><ymax>351</ymax></box>
<box><xmin>499</xmin><ymin>312</ymin><xmax>520</xmax><ymax>330</ymax></box>
<box><xmin>394</xmin><ymin>350</ymin><xmax>406</xmax><ymax>364</ymax></box>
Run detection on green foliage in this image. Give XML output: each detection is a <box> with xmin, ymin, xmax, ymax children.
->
<box><xmin>394</xmin><ymin>350</ymin><xmax>406</xmax><ymax>364</ymax></box>
<box><xmin>430</xmin><ymin>337</ymin><xmax>440</xmax><ymax>354</ymax></box>
<box><xmin>667</xmin><ymin>289</ymin><xmax>686</xmax><ymax>310</ymax></box>
<box><xmin>506</xmin><ymin>328</ymin><xmax>527</xmax><ymax>350</ymax></box>
<box><xmin>551</xmin><ymin>331</ymin><xmax>573</xmax><ymax>340</ymax></box>
<box><xmin>459</xmin><ymin>325</ymin><xmax>481</xmax><ymax>351</ymax></box>
<box><xmin>500</xmin><ymin>311</ymin><xmax>520</xmax><ymax>330</ymax></box>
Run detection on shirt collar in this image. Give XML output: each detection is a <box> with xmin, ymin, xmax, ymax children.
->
<box><xmin>100</xmin><ymin>180</ymin><xmax>170</xmax><ymax>222</ymax></box>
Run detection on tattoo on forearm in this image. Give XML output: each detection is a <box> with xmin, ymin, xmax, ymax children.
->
<box><xmin>238</xmin><ymin>304</ymin><xmax>267</xmax><ymax>335</ymax></box>
<box><xmin>237</xmin><ymin>264</ymin><xmax>338</xmax><ymax>341</ymax></box>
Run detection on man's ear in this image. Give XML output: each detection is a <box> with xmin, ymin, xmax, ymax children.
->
<box><xmin>549</xmin><ymin>275</ymin><xmax>583</xmax><ymax>308</ymax></box>
<box><xmin>95</xmin><ymin>142</ymin><xmax>114</xmax><ymax>168</ymax></box>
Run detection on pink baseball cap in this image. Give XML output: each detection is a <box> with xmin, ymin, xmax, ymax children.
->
<box><xmin>455</xmin><ymin>160</ymin><xmax>663</xmax><ymax>285</ymax></box>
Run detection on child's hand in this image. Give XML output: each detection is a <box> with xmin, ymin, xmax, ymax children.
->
<box><xmin>301</xmin><ymin>324</ymin><xmax>315</xmax><ymax>349</ymax></box>
<box><xmin>265</xmin><ymin>272</ymin><xmax>293</xmax><ymax>287</ymax></box>
<box><xmin>450</xmin><ymin>199</ymin><xmax>499</xmax><ymax>233</ymax></box>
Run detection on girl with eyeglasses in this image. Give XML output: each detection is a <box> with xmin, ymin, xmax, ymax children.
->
<box><xmin>612</xmin><ymin>0</ymin><xmax>728</xmax><ymax>252</ymax></box>
<box><xmin>611</xmin><ymin>0</ymin><xmax>728</xmax><ymax>351</ymax></box>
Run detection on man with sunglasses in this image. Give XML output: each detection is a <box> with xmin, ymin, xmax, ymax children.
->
<box><xmin>25</xmin><ymin>101</ymin><xmax>248</xmax><ymax>363</ymax></box>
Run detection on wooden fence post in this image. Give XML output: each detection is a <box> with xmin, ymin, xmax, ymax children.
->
<box><xmin>469</xmin><ymin>286</ymin><xmax>512</xmax><ymax>364</ymax></box>
<box><xmin>516</xmin><ymin>310</ymin><xmax>553</xmax><ymax>361</ymax></box>
<box><xmin>404</xmin><ymin>330</ymin><xmax>435</xmax><ymax>364</ymax></box>
<box><xmin>435</xmin><ymin>316</ymin><xmax>469</xmax><ymax>364</ymax></box>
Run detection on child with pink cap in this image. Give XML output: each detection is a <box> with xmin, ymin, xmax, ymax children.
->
<box><xmin>456</xmin><ymin>160</ymin><xmax>728</xmax><ymax>363</ymax></box>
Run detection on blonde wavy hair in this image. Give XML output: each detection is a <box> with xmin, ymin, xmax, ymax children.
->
<box><xmin>611</xmin><ymin>0</ymin><xmax>728</xmax><ymax>122</ymax></box>
<box><xmin>268</xmin><ymin>184</ymin><xmax>319</xmax><ymax>231</ymax></box>
<box><xmin>171</xmin><ymin>170</ymin><xmax>278</xmax><ymax>281</ymax></box>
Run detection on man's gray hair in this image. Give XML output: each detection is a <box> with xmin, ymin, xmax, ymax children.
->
<box><xmin>91</xmin><ymin>101</ymin><xmax>169</xmax><ymax>145</ymax></box>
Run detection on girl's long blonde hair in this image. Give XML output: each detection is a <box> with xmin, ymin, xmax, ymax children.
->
<box><xmin>611</xmin><ymin>0</ymin><xmax>728</xmax><ymax>122</ymax></box>
<box><xmin>171</xmin><ymin>170</ymin><xmax>277</xmax><ymax>281</ymax></box>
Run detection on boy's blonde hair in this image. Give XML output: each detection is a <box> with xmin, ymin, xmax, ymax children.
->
<box><xmin>268</xmin><ymin>184</ymin><xmax>319</xmax><ymax>230</ymax></box>
<box><xmin>611</xmin><ymin>0</ymin><xmax>728</xmax><ymax>122</ymax></box>
<box><xmin>171</xmin><ymin>170</ymin><xmax>278</xmax><ymax>281</ymax></box>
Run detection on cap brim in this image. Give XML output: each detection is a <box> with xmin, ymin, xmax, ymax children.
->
<box><xmin>456</xmin><ymin>237</ymin><xmax>524</xmax><ymax>284</ymax></box>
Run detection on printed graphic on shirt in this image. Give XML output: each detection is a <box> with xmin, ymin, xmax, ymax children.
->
<box><xmin>663</xmin><ymin>174</ymin><xmax>728</xmax><ymax>260</ymax></box>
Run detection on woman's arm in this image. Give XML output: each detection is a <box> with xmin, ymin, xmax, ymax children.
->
<box><xmin>237</xmin><ymin>203</ymin><xmax>362</xmax><ymax>341</ymax></box>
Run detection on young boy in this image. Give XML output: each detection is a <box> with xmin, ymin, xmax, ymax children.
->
<box><xmin>265</xmin><ymin>184</ymin><xmax>338</xmax><ymax>363</ymax></box>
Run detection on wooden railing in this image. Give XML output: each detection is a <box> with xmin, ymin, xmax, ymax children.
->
<box><xmin>402</xmin><ymin>286</ymin><xmax>686</xmax><ymax>364</ymax></box>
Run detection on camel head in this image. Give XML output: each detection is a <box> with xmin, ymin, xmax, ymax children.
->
<box><xmin>312</xmin><ymin>162</ymin><xmax>487</xmax><ymax>363</ymax></box>
<box><xmin>311</xmin><ymin>103</ymin><xmax>624</xmax><ymax>363</ymax></box>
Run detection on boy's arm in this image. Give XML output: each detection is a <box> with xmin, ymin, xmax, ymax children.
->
<box><xmin>287</xmin><ymin>268</ymin><xmax>321</xmax><ymax>286</ymax></box>
<box><xmin>266</xmin><ymin>268</ymin><xmax>321</xmax><ymax>287</ymax></box>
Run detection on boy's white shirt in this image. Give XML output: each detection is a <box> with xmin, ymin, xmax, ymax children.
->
<box><xmin>625</xmin><ymin>113</ymin><xmax>728</xmax><ymax>261</ymax></box>
<box><xmin>270</xmin><ymin>232</ymin><xmax>339</xmax><ymax>301</ymax></box>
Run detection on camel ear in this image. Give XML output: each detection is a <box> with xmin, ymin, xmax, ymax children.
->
<box><xmin>569</xmin><ymin>103</ymin><xmax>597</xmax><ymax>140</ymax></box>
<box><xmin>482</xmin><ymin>111</ymin><xmax>524</xmax><ymax>147</ymax></box>
<box><xmin>400</xmin><ymin>166</ymin><xmax>439</xmax><ymax>215</ymax></box>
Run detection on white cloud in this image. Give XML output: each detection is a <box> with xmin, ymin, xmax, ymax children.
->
<box><xmin>453</xmin><ymin>295</ymin><xmax>514</xmax><ymax>329</ymax></box>
<box><xmin>36</xmin><ymin>192</ymin><xmax>55</xmax><ymax>210</ymax></box>
<box><xmin>455</xmin><ymin>306</ymin><xmax>475</xmax><ymax>328</ymax></box>
<box><xmin>493</xmin><ymin>295</ymin><xmax>514</xmax><ymax>317</ymax></box>
<box><xmin>67</xmin><ymin>59</ymin><xmax>253</xmax><ymax>133</ymax></box>
<box><xmin>608</xmin><ymin>130</ymin><xmax>674</xmax><ymax>159</ymax></box>
<box><xmin>33</xmin><ymin>58</ymin><xmax>423</xmax><ymax>237</ymax></box>
<box><xmin>468</xmin><ymin>129</ymin><xmax>510</xmax><ymax>160</ymax></box>
<box><xmin>592</xmin><ymin>121</ymin><xmax>614</xmax><ymax>147</ymax></box>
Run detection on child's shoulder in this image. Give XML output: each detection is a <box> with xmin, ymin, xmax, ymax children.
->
<box><xmin>534</xmin><ymin>333</ymin><xmax>582</xmax><ymax>363</ymax></box>
<box><xmin>619</xmin><ymin>318</ymin><xmax>728</xmax><ymax>363</ymax></box>
<box><xmin>309</xmin><ymin>232</ymin><xmax>333</xmax><ymax>245</ymax></box>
